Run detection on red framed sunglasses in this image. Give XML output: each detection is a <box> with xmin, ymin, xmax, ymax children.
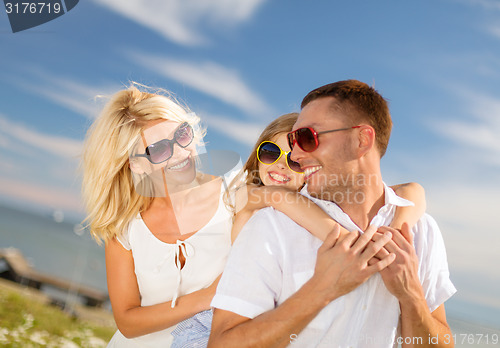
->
<box><xmin>287</xmin><ymin>126</ymin><xmax>361</xmax><ymax>152</ymax></box>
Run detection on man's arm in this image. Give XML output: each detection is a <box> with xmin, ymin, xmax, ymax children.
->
<box><xmin>371</xmin><ymin>224</ymin><xmax>454</xmax><ymax>347</ymax></box>
<box><xmin>210</xmin><ymin>279</ymin><xmax>336</xmax><ymax>348</ymax></box>
<box><xmin>400</xmin><ymin>301</ymin><xmax>452</xmax><ymax>347</ymax></box>
<box><xmin>209</xmin><ymin>225</ymin><xmax>396</xmax><ymax>348</ymax></box>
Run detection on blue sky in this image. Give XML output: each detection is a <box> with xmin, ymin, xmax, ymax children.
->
<box><xmin>1</xmin><ymin>0</ymin><xmax>499</xmax><ymax>328</ymax></box>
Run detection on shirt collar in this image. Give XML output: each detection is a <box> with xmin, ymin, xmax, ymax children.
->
<box><xmin>300</xmin><ymin>183</ymin><xmax>414</xmax><ymax>208</ymax></box>
<box><xmin>299</xmin><ymin>183</ymin><xmax>414</xmax><ymax>231</ymax></box>
<box><xmin>383</xmin><ymin>183</ymin><xmax>415</xmax><ymax>207</ymax></box>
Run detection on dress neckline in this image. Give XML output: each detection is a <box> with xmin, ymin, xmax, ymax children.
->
<box><xmin>138</xmin><ymin>180</ymin><xmax>224</xmax><ymax>246</ymax></box>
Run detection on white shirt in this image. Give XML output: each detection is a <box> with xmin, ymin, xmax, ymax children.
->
<box><xmin>212</xmin><ymin>184</ymin><xmax>456</xmax><ymax>348</ymax></box>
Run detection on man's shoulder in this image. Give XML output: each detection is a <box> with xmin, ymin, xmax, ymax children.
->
<box><xmin>239</xmin><ymin>207</ymin><xmax>311</xmax><ymax>241</ymax></box>
<box><xmin>412</xmin><ymin>212</ymin><xmax>448</xmax><ymax>255</ymax></box>
<box><xmin>248</xmin><ymin>207</ymin><xmax>301</xmax><ymax>227</ymax></box>
<box><xmin>414</xmin><ymin>213</ymin><xmax>440</xmax><ymax>233</ymax></box>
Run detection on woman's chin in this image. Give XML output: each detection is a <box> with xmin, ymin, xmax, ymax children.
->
<box><xmin>164</xmin><ymin>163</ymin><xmax>197</xmax><ymax>188</ymax></box>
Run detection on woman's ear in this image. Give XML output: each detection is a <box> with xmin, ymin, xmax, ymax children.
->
<box><xmin>129</xmin><ymin>158</ymin><xmax>145</xmax><ymax>175</ymax></box>
<box><xmin>357</xmin><ymin>125</ymin><xmax>376</xmax><ymax>157</ymax></box>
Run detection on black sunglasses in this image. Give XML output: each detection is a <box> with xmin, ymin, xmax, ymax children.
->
<box><xmin>256</xmin><ymin>141</ymin><xmax>303</xmax><ymax>173</ymax></box>
<box><xmin>135</xmin><ymin>122</ymin><xmax>194</xmax><ymax>164</ymax></box>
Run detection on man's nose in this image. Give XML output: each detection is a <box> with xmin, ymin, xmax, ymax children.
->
<box><xmin>290</xmin><ymin>144</ymin><xmax>304</xmax><ymax>163</ymax></box>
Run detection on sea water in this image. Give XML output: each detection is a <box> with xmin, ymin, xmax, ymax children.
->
<box><xmin>0</xmin><ymin>204</ymin><xmax>106</xmax><ymax>293</ymax></box>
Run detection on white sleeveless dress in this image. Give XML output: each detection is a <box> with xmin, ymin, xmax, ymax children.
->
<box><xmin>107</xmin><ymin>180</ymin><xmax>233</xmax><ymax>347</ymax></box>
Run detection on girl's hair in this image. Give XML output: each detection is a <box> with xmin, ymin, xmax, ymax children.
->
<box><xmin>81</xmin><ymin>84</ymin><xmax>204</xmax><ymax>244</ymax></box>
<box><xmin>243</xmin><ymin>112</ymin><xmax>299</xmax><ymax>186</ymax></box>
<box><xmin>224</xmin><ymin>113</ymin><xmax>299</xmax><ymax>213</ymax></box>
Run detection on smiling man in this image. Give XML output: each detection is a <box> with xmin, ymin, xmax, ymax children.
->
<box><xmin>208</xmin><ymin>80</ymin><xmax>456</xmax><ymax>348</ymax></box>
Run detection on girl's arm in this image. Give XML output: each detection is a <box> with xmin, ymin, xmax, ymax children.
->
<box><xmin>231</xmin><ymin>185</ymin><xmax>349</xmax><ymax>242</ymax></box>
<box><xmin>389</xmin><ymin>182</ymin><xmax>426</xmax><ymax>229</ymax></box>
<box><xmin>106</xmin><ymin>238</ymin><xmax>219</xmax><ymax>338</ymax></box>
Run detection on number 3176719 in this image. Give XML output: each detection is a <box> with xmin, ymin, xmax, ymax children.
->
<box><xmin>5</xmin><ymin>2</ymin><xmax>62</xmax><ymax>14</ymax></box>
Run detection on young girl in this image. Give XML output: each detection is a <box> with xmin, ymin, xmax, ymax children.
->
<box><xmin>171</xmin><ymin>112</ymin><xmax>425</xmax><ymax>347</ymax></box>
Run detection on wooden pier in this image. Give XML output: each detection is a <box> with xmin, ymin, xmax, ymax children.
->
<box><xmin>0</xmin><ymin>247</ymin><xmax>108</xmax><ymax>307</ymax></box>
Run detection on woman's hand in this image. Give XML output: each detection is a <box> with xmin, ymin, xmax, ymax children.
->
<box><xmin>207</xmin><ymin>274</ymin><xmax>222</xmax><ymax>294</ymax></box>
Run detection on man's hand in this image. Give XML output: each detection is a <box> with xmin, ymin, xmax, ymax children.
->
<box><xmin>311</xmin><ymin>224</ymin><xmax>396</xmax><ymax>304</ymax></box>
<box><xmin>371</xmin><ymin>223</ymin><xmax>454</xmax><ymax>347</ymax></box>
<box><xmin>209</xmin><ymin>225</ymin><xmax>395</xmax><ymax>348</ymax></box>
<box><xmin>369</xmin><ymin>223</ymin><xmax>425</xmax><ymax>302</ymax></box>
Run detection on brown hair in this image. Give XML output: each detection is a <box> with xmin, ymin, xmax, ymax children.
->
<box><xmin>243</xmin><ymin>112</ymin><xmax>299</xmax><ymax>186</ymax></box>
<box><xmin>301</xmin><ymin>80</ymin><xmax>392</xmax><ymax>157</ymax></box>
<box><xmin>224</xmin><ymin>113</ymin><xmax>299</xmax><ymax>213</ymax></box>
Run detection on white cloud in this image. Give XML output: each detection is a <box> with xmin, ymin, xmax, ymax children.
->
<box><xmin>0</xmin><ymin>133</ymin><xmax>9</xmax><ymax>148</ymax></box>
<box><xmin>0</xmin><ymin>133</ymin><xmax>30</xmax><ymax>172</ymax></box>
<box><xmin>11</xmin><ymin>71</ymin><xmax>118</xmax><ymax>119</ymax></box>
<box><xmin>437</xmin><ymin>121</ymin><xmax>500</xmax><ymax>153</ymax></box>
<box><xmin>425</xmin><ymin>183</ymin><xmax>500</xmax><ymax>314</ymax></box>
<box><xmin>91</xmin><ymin>0</ymin><xmax>266</xmax><ymax>46</ymax></box>
<box><xmin>31</xmin><ymin>80</ymin><xmax>104</xmax><ymax>119</ymax></box>
<box><xmin>0</xmin><ymin>177</ymin><xmax>82</xmax><ymax>213</ymax></box>
<box><xmin>452</xmin><ymin>0</ymin><xmax>500</xmax><ymax>40</ymax></box>
<box><xmin>430</xmin><ymin>88</ymin><xmax>500</xmax><ymax>163</ymax></box>
<box><xmin>458</xmin><ymin>0</ymin><xmax>500</xmax><ymax>10</ymax></box>
<box><xmin>0</xmin><ymin>157</ymin><xmax>17</xmax><ymax>173</ymax></box>
<box><xmin>425</xmin><ymin>183</ymin><xmax>500</xmax><ymax>321</ymax></box>
<box><xmin>202</xmin><ymin>113</ymin><xmax>265</xmax><ymax>147</ymax></box>
<box><xmin>0</xmin><ymin>115</ymin><xmax>82</xmax><ymax>159</ymax></box>
<box><xmin>130</xmin><ymin>52</ymin><xmax>275</xmax><ymax>117</ymax></box>
<box><xmin>488</xmin><ymin>25</ymin><xmax>500</xmax><ymax>39</ymax></box>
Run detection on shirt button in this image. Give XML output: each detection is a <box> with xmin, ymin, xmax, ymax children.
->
<box><xmin>362</xmin><ymin>305</ymin><xmax>367</xmax><ymax>310</ymax></box>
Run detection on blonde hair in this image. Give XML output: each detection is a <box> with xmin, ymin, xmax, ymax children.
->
<box><xmin>224</xmin><ymin>113</ymin><xmax>299</xmax><ymax>213</ymax></box>
<box><xmin>82</xmin><ymin>84</ymin><xmax>204</xmax><ymax>244</ymax></box>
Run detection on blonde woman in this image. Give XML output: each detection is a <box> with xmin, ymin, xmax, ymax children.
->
<box><xmin>82</xmin><ymin>85</ymin><xmax>236</xmax><ymax>347</ymax></box>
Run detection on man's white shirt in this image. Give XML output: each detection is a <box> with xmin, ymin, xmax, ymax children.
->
<box><xmin>211</xmin><ymin>184</ymin><xmax>456</xmax><ymax>348</ymax></box>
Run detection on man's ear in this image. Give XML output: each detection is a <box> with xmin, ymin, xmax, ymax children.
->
<box><xmin>358</xmin><ymin>125</ymin><xmax>376</xmax><ymax>157</ymax></box>
<box><xmin>129</xmin><ymin>158</ymin><xmax>145</xmax><ymax>175</ymax></box>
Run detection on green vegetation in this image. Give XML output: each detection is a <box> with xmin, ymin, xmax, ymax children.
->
<box><xmin>0</xmin><ymin>284</ymin><xmax>115</xmax><ymax>347</ymax></box>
